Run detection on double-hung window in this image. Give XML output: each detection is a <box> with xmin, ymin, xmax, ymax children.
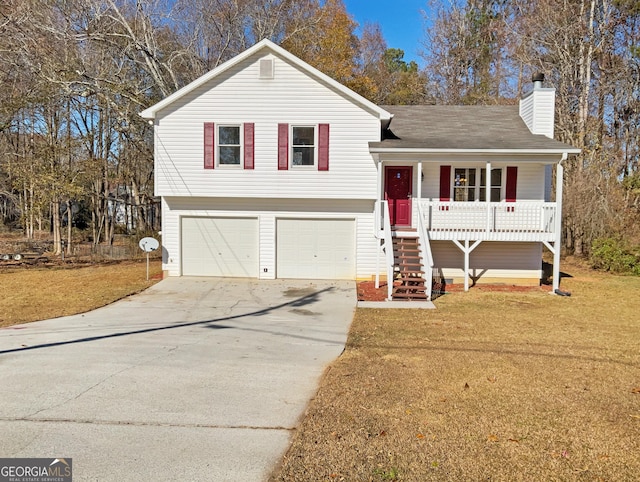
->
<box><xmin>291</xmin><ymin>126</ymin><xmax>315</xmax><ymax>167</ymax></box>
<box><xmin>454</xmin><ymin>168</ymin><xmax>477</xmax><ymax>201</ymax></box>
<box><xmin>480</xmin><ymin>168</ymin><xmax>503</xmax><ymax>202</ymax></box>
<box><xmin>453</xmin><ymin>167</ymin><xmax>503</xmax><ymax>201</ymax></box>
<box><xmin>277</xmin><ymin>123</ymin><xmax>329</xmax><ymax>171</ymax></box>
<box><xmin>218</xmin><ymin>125</ymin><xmax>241</xmax><ymax>166</ymax></box>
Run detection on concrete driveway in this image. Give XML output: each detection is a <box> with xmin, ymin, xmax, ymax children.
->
<box><xmin>0</xmin><ymin>278</ymin><xmax>356</xmax><ymax>481</ymax></box>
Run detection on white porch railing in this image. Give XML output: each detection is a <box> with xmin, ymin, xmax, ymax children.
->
<box><xmin>416</xmin><ymin>203</ymin><xmax>433</xmax><ymax>301</ymax></box>
<box><xmin>419</xmin><ymin>200</ymin><xmax>557</xmax><ymax>242</ymax></box>
<box><xmin>381</xmin><ymin>201</ymin><xmax>395</xmax><ymax>300</ymax></box>
<box><xmin>374</xmin><ymin>200</ymin><xmax>395</xmax><ymax>300</ymax></box>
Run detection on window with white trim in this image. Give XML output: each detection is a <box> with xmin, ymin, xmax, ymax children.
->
<box><xmin>291</xmin><ymin>126</ymin><xmax>315</xmax><ymax>167</ymax></box>
<box><xmin>480</xmin><ymin>168</ymin><xmax>503</xmax><ymax>202</ymax></box>
<box><xmin>454</xmin><ymin>167</ymin><xmax>503</xmax><ymax>201</ymax></box>
<box><xmin>218</xmin><ymin>125</ymin><xmax>241</xmax><ymax>165</ymax></box>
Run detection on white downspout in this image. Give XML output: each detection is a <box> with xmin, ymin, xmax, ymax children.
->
<box><xmin>553</xmin><ymin>155</ymin><xmax>566</xmax><ymax>292</ymax></box>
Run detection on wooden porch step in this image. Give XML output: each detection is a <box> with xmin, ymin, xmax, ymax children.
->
<box><xmin>391</xmin><ymin>292</ymin><xmax>428</xmax><ymax>300</ymax></box>
<box><xmin>396</xmin><ymin>276</ymin><xmax>426</xmax><ymax>283</ymax></box>
<box><xmin>390</xmin><ymin>234</ymin><xmax>429</xmax><ymax>301</ymax></box>
<box><xmin>394</xmin><ymin>286</ymin><xmax>427</xmax><ymax>293</ymax></box>
<box><xmin>394</xmin><ymin>277</ymin><xmax>427</xmax><ymax>285</ymax></box>
<box><xmin>394</xmin><ymin>282</ymin><xmax>427</xmax><ymax>289</ymax></box>
<box><xmin>395</xmin><ymin>252</ymin><xmax>420</xmax><ymax>258</ymax></box>
<box><xmin>396</xmin><ymin>264</ymin><xmax>422</xmax><ymax>269</ymax></box>
<box><xmin>396</xmin><ymin>269</ymin><xmax>424</xmax><ymax>275</ymax></box>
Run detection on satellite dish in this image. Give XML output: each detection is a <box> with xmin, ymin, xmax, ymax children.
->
<box><xmin>139</xmin><ymin>237</ymin><xmax>159</xmax><ymax>252</ymax></box>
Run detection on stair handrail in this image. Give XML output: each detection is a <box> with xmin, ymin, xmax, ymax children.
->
<box><xmin>380</xmin><ymin>200</ymin><xmax>395</xmax><ymax>300</ymax></box>
<box><xmin>417</xmin><ymin>202</ymin><xmax>434</xmax><ymax>301</ymax></box>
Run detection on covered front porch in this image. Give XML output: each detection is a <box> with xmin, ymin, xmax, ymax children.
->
<box><xmin>372</xmin><ymin>158</ymin><xmax>567</xmax><ymax>298</ymax></box>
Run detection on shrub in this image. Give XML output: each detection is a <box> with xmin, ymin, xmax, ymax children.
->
<box><xmin>590</xmin><ymin>237</ymin><xmax>640</xmax><ymax>275</ymax></box>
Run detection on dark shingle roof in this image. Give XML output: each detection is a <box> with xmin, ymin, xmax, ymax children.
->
<box><xmin>370</xmin><ymin>105</ymin><xmax>579</xmax><ymax>152</ymax></box>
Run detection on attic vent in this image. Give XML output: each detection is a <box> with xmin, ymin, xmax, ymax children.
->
<box><xmin>259</xmin><ymin>58</ymin><xmax>274</xmax><ymax>79</ymax></box>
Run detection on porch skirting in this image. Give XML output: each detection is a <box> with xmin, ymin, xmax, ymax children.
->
<box><xmin>429</xmin><ymin>241</ymin><xmax>543</xmax><ymax>285</ymax></box>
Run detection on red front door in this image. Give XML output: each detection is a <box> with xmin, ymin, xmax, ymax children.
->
<box><xmin>385</xmin><ymin>166</ymin><xmax>413</xmax><ymax>226</ymax></box>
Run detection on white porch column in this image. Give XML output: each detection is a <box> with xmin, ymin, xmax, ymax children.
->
<box><xmin>376</xmin><ymin>157</ymin><xmax>383</xmax><ymax>206</ymax></box>
<box><xmin>417</xmin><ymin>162</ymin><xmax>422</xmax><ymax>199</ymax></box>
<box><xmin>464</xmin><ymin>240</ymin><xmax>470</xmax><ymax>291</ymax></box>
<box><xmin>553</xmin><ymin>158</ymin><xmax>565</xmax><ymax>292</ymax></box>
<box><xmin>453</xmin><ymin>239</ymin><xmax>482</xmax><ymax>292</ymax></box>
<box><xmin>485</xmin><ymin>160</ymin><xmax>491</xmax><ymax>232</ymax></box>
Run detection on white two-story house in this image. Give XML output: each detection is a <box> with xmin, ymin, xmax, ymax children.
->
<box><xmin>140</xmin><ymin>39</ymin><xmax>580</xmax><ymax>301</ymax></box>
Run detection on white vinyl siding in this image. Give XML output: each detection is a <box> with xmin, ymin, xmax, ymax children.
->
<box><xmin>431</xmin><ymin>241</ymin><xmax>542</xmax><ymax>281</ymax></box>
<box><xmin>161</xmin><ymin>197</ymin><xmax>375</xmax><ymax>279</ymax></box>
<box><xmin>181</xmin><ymin>217</ymin><xmax>258</xmax><ymax>277</ymax></box>
<box><xmin>519</xmin><ymin>89</ymin><xmax>555</xmax><ymax>138</ymax></box>
<box><xmin>153</xmin><ymin>53</ymin><xmax>380</xmax><ymax>199</ymax></box>
<box><xmin>276</xmin><ymin>219</ymin><xmax>355</xmax><ymax>279</ymax></box>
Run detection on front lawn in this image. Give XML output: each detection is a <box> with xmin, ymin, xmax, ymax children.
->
<box><xmin>0</xmin><ymin>260</ymin><xmax>162</xmax><ymax>327</ymax></box>
<box><xmin>271</xmin><ymin>262</ymin><xmax>640</xmax><ymax>480</ymax></box>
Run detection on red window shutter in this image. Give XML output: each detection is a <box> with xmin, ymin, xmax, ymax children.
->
<box><xmin>318</xmin><ymin>123</ymin><xmax>330</xmax><ymax>171</ymax></box>
<box><xmin>439</xmin><ymin>165</ymin><xmax>451</xmax><ymax>201</ymax></box>
<box><xmin>244</xmin><ymin>123</ymin><xmax>254</xmax><ymax>169</ymax></box>
<box><xmin>204</xmin><ymin>122</ymin><xmax>215</xmax><ymax>169</ymax></box>
<box><xmin>278</xmin><ymin>123</ymin><xmax>288</xmax><ymax>170</ymax></box>
<box><xmin>506</xmin><ymin>166</ymin><xmax>518</xmax><ymax>202</ymax></box>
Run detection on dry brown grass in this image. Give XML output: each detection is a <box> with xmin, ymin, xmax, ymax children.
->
<box><xmin>0</xmin><ymin>260</ymin><xmax>162</xmax><ymax>327</ymax></box>
<box><xmin>272</xmin><ymin>263</ymin><xmax>640</xmax><ymax>481</ymax></box>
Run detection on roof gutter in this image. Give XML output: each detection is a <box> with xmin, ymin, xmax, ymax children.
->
<box><xmin>368</xmin><ymin>147</ymin><xmax>582</xmax><ymax>155</ymax></box>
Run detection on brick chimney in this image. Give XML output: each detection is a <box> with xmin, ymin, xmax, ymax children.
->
<box><xmin>519</xmin><ymin>73</ymin><xmax>556</xmax><ymax>139</ymax></box>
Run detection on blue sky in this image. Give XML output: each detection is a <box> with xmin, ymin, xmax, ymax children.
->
<box><xmin>343</xmin><ymin>0</ymin><xmax>430</xmax><ymax>65</ymax></box>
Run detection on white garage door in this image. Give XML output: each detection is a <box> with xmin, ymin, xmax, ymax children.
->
<box><xmin>181</xmin><ymin>217</ymin><xmax>258</xmax><ymax>277</ymax></box>
<box><xmin>277</xmin><ymin>219</ymin><xmax>355</xmax><ymax>279</ymax></box>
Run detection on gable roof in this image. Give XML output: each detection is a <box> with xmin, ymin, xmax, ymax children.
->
<box><xmin>139</xmin><ymin>39</ymin><xmax>392</xmax><ymax>122</ymax></box>
<box><xmin>369</xmin><ymin>105</ymin><xmax>581</xmax><ymax>154</ymax></box>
